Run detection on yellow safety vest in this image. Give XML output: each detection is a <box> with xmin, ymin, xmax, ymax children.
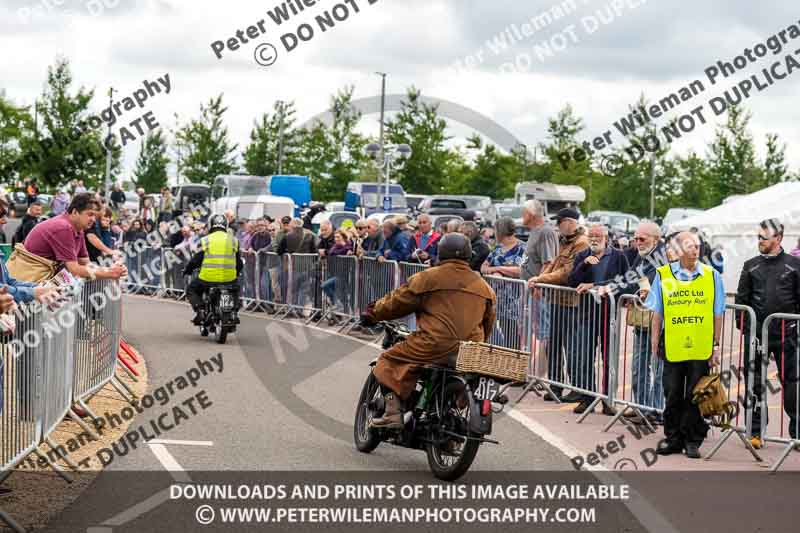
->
<box><xmin>658</xmin><ymin>262</ymin><xmax>716</xmax><ymax>362</ymax></box>
<box><xmin>198</xmin><ymin>231</ymin><xmax>239</xmax><ymax>283</ymax></box>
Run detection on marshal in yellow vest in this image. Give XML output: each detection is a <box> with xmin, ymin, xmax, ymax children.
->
<box><xmin>658</xmin><ymin>262</ymin><xmax>716</xmax><ymax>362</ymax></box>
<box><xmin>198</xmin><ymin>231</ymin><xmax>239</xmax><ymax>283</ymax></box>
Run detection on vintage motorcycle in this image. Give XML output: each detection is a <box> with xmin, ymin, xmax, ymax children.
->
<box><xmin>353</xmin><ymin>321</ymin><xmax>517</xmax><ymax>481</ymax></box>
<box><xmin>197</xmin><ymin>284</ymin><xmax>239</xmax><ymax>344</ymax></box>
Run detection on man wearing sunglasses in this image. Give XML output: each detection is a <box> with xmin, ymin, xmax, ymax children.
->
<box><xmin>736</xmin><ymin>219</ymin><xmax>800</xmax><ymax>448</ymax></box>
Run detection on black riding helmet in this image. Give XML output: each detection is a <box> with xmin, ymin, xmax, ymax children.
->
<box><xmin>438</xmin><ymin>232</ymin><xmax>472</xmax><ymax>262</ymax></box>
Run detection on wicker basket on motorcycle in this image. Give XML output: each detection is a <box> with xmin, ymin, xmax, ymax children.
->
<box><xmin>456</xmin><ymin>341</ymin><xmax>528</xmax><ymax>382</ymax></box>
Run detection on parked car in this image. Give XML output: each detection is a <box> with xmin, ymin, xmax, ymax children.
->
<box><xmin>311</xmin><ymin>211</ymin><xmax>362</xmax><ymax>233</ymax></box>
<box><xmin>459</xmin><ymin>195</ymin><xmax>495</xmax><ymax>226</ymax></box>
<box><xmin>366</xmin><ymin>212</ymin><xmax>401</xmax><ymax>225</ymax></box>
<box><xmin>661</xmin><ymin>207</ymin><xmax>704</xmax><ymax>234</ymax></box>
<box><xmin>6</xmin><ymin>192</ymin><xmax>28</xmax><ymax>217</ymax></box>
<box><xmin>417</xmin><ymin>196</ymin><xmax>476</xmax><ymax>221</ymax></box>
<box><xmin>587</xmin><ymin>210</ymin><xmax>640</xmax><ymax>235</ymax></box>
<box><xmin>405</xmin><ymin>194</ymin><xmax>428</xmax><ymax>215</ymax></box>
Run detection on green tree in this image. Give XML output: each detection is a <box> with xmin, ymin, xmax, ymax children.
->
<box><xmin>706</xmin><ymin>105</ymin><xmax>759</xmax><ymax>202</ymax></box>
<box><xmin>538</xmin><ymin>104</ymin><xmax>603</xmax><ymax>211</ymax></box>
<box><xmin>15</xmin><ymin>58</ymin><xmax>120</xmax><ymax>190</ymax></box>
<box><xmin>0</xmin><ymin>93</ymin><xmax>32</xmax><ymax>185</ymax></box>
<box><xmin>761</xmin><ymin>132</ymin><xmax>788</xmax><ymax>187</ymax></box>
<box><xmin>386</xmin><ymin>87</ymin><xmax>452</xmax><ymax>194</ymax></box>
<box><xmin>294</xmin><ymin>87</ymin><xmax>368</xmax><ymax>201</ymax></box>
<box><xmin>243</xmin><ymin>101</ymin><xmax>301</xmax><ymax>176</ymax></box>
<box><xmin>174</xmin><ymin>94</ymin><xmax>238</xmax><ymax>184</ymax></box>
<box><xmin>132</xmin><ymin>130</ymin><xmax>169</xmax><ymax>192</ymax></box>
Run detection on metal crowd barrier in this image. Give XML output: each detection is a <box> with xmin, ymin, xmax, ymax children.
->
<box><xmin>397</xmin><ymin>262</ymin><xmax>429</xmax><ymax>331</ymax></box>
<box><xmin>520</xmin><ymin>284</ymin><xmax>617</xmax><ymax>422</ymax></box>
<box><xmin>760</xmin><ymin>313</ymin><xmax>800</xmax><ymax>472</ymax></box>
<box><xmin>2</xmin><ymin>279</ymin><xmax>129</xmax><ymax>532</ymax></box>
<box><xmin>285</xmin><ymin>253</ymin><xmax>322</xmax><ymax>321</ymax></box>
<box><xmin>240</xmin><ymin>250</ymin><xmax>259</xmax><ymax>311</ymax></box>
<box><xmin>319</xmin><ymin>255</ymin><xmax>359</xmax><ymax>327</ymax></box>
<box><xmin>483</xmin><ymin>275</ymin><xmax>530</xmax><ymax>351</ymax></box>
<box><xmin>162</xmin><ymin>247</ymin><xmax>191</xmax><ymax>299</ymax></box>
<box><xmin>257</xmin><ymin>251</ymin><xmax>288</xmax><ymax>312</ymax></box>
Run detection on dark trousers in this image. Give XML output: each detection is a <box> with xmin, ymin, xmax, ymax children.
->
<box><xmin>186</xmin><ymin>278</ymin><xmax>240</xmax><ymax>312</ymax></box>
<box><xmin>744</xmin><ymin>325</ymin><xmax>799</xmax><ymax>439</ymax></box>
<box><xmin>575</xmin><ymin>310</ymin><xmax>613</xmax><ymax>401</ymax></box>
<box><xmin>662</xmin><ymin>358</ymin><xmax>710</xmax><ymax>446</ymax></box>
<box><xmin>547</xmin><ymin>304</ymin><xmax>576</xmax><ymax>396</ymax></box>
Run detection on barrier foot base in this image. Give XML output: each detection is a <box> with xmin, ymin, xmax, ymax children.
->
<box><xmin>514</xmin><ymin>378</ymin><xmax>539</xmax><ymax>406</ymax></box>
<box><xmin>0</xmin><ymin>509</ymin><xmax>26</xmax><ymax>533</ymax></box>
<box><xmin>767</xmin><ymin>439</ymin><xmax>799</xmax><ymax>473</ymax></box>
<box><xmin>44</xmin><ymin>437</ymin><xmax>80</xmax><ymax>471</ymax></box>
<box><xmin>602</xmin><ymin>404</ymin><xmax>631</xmax><ymax>432</ymax></box>
<box><xmin>704</xmin><ymin>426</ymin><xmax>762</xmax><ymax>462</ymax></box>
<box><xmin>576</xmin><ymin>397</ymin><xmax>603</xmax><ymax>424</ymax></box>
<box><xmin>34</xmin><ymin>449</ymin><xmax>72</xmax><ymax>484</ymax></box>
<box><xmin>111</xmin><ymin>376</ymin><xmax>138</xmax><ymax>404</ymax></box>
<box><xmin>68</xmin><ymin>408</ymin><xmax>100</xmax><ymax>441</ymax></box>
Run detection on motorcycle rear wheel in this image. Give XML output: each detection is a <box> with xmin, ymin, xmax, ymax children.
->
<box><xmin>354</xmin><ymin>372</ymin><xmax>382</xmax><ymax>453</ymax></box>
<box><xmin>425</xmin><ymin>384</ymin><xmax>481</xmax><ymax>481</ymax></box>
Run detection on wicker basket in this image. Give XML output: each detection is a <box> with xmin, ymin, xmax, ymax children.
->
<box><xmin>456</xmin><ymin>341</ymin><xmax>528</xmax><ymax>382</ymax></box>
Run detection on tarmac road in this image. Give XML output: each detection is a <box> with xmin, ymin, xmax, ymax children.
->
<box><xmin>40</xmin><ymin>295</ymin><xmax>648</xmax><ymax>533</ymax></box>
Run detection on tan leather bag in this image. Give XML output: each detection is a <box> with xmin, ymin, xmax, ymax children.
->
<box><xmin>5</xmin><ymin>244</ymin><xmax>60</xmax><ymax>283</ymax></box>
<box><xmin>692</xmin><ymin>373</ymin><xmax>736</xmax><ymax>427</ymax></box>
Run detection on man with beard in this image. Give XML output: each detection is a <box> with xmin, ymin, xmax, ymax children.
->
<box><xmin>527</xmin><ymin>208</ymin><xmax>589</xmax><ymax>403</ymax></box>
<box><xmin>460</xmin><ymin>221</ymin><xmax>490</xmax><ymax>272</ymax></box>
<box><xmin>616</xmin><ymin>221</ymin><xmax>668</xmax><ymax>425</ymax></box>
<box><xmin>568</xmin><ymin>224</ymin><xmax>629</xmax><ymax>415</ymax></box>
<box><xmin>736</xmin><ymin>219</ymin><xmax>800</xmax><ymax>448</ymax></box>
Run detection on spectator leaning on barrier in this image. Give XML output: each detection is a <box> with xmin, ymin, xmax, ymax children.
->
<box><xmin>616</xmin><ymin>221</ymin><xmax>668</xmax><ymax>425</ymax></box>
<box><xmin>520</xmin><ymin>199</ymin><xmax>559</xmax><ymax>281</ymax></box>
<box><xmin>735</xmin><ymin>218</ymin><xmax>800</xmax><ymax>447</ymax></box>
<box><xmin>17</xmin><ymin>193</ymin><xmax>126</xmax><ymax>281</ymax></box>
<box><xmin>568</xmin><ymin>224</ymin><xmax>630</xmax><ymax>415</ymax></box>
<box><xmin>249</xmin><ymin>219</ymin><xmax>272</xmax><ymax>252</ymax></box>
<box><xmin>317</xmin><ymin>220</ymin><xmax>335</xmax><ymax>256</ymax></box>
<box><xmin>321</xmin><ymin>229</ymin><xmax>355</xmax><ymax>325</ymax></box>
<box><xmin>278</xmin><ymin>218</ymin><xmax>317</xmax><ymax>255</ymax></box>
<box><xmin>527</xmin><ymin>208</ymin><xmax>589</xmax><ymax>402</ymax></box>
<box><xmin>481</xmin><ymin>217</ymin><xmax>524</xmax><ymax>278</ymax></box>
<box><xmin>0</xmin><ymin>199</ymin><xmax>60</xmax><ymax>305</ymax></box>
<box><xmin>460</xmin><ymin>221</ymin><xmax>490</xmax><ymax>272</ymax></box>
<box><xmin>645</xmin><ymin>231</ymin><xmax>725</xmax><ymax>459</ymax></box>
<box><xmin>360</xmin><ymin>219</ymin><xmax>384</xmax><ymax>258</ymax></box>
<box><xmin>352</xmin><ymin>220</ymin><xmax>368</xmax><ymax>256</ymax></box>
<box><xmin>407</xmin><ymin>213</ymin><xmax>441</xmax><ymax>265</ymax></box>
<box><xmin>378</xmin><ymin>219</ymin><xmax>410</xmax><ymax>262</ymax></box>
<box><xmin>272</xmin><ymin>216</ymin><xmax>292</xmax><ymax>253</ymax></box>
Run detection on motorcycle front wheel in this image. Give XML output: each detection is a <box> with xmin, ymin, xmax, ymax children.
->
<box><xmin>425</xmin><ymin>382</ymin><xmax>481</xmax><ymax>481</ymax></box>
<box><xmin>215</xmin><ymin>325</ymin><xmax>228</xmax><ymax>344</ymax></box>
<box><xmin>354</xmin><ymin>371</ymin><xmax>382</xmax><ymax>453</ymax></box>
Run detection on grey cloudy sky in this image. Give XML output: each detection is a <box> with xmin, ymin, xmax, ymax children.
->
<box><xmin>2</xmin><ymin>0</ymin><xmax>799</xmax><ymax>179</ymax></box>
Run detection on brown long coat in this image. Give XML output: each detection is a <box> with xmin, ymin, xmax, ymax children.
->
<box><xmin>369</xmin><ymin>260</ymin><xmax>497</xmax><ymax>399</ymax></box>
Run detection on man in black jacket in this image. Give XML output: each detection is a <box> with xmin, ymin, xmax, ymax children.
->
<box><xmin>12</xmin><ymin>201</ymin><xmax>44</xmax><ymax>245</ymax></box>
<box><xmin>568</xmin><ymin>224</ymin><xmax>630</xmax><ymax>414</ymax></box>
<box><xmin>460</xmin><ymin>221</ymin><xmax>490</xmax><ymax>271</ymax></box>
<box><xmin>736</xmin><ymin>219</ymin><xmax>800</xmax><ymax>447</ymax></box>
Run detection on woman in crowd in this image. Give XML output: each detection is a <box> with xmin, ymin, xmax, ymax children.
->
<box><xmin>321</xmin><ymin>229</ymin><xmax>354</xmax><ymax>325</ymax></box>
<box><xmin>159</xmin><ymin>188</ymin><xmax>174</xmax><ymax>222</ymax></box>
<box><xmin>480</xmin><ymin>217</ymin><xmax>526</xmax><ymax>347</ymax></box>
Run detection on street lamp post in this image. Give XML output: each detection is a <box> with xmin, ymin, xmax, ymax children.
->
<box><xmin>104</xmin><ymin>87</ymin><xmax>115</xmax><ymax>195</ymax></box>
<box><xmin>364</xmin><ymin>143</ymin><xmax>412</xmax><ymax>212</ymax></box>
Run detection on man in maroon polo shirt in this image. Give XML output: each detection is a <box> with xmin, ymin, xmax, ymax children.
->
<box><xmin>24</xmin><ymin>193</ymin><xmax>126</xmax><ymax>280</ymax></box>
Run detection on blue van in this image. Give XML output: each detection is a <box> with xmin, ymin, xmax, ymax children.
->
<box><xmin>345</xmin><ymin>182</ymin><xmax>407</xmax><ymax>216</ymax></box>
<box><xmin>268</xmin><ymin>175</ymin><xmax>311</xmax><ymax>217</ymax></box>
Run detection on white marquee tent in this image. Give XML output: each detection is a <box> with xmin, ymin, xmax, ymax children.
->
<box><xmin>670</xmin><ymin>182</ymin><xmax>800</xmax><ymax>292</ymax></box>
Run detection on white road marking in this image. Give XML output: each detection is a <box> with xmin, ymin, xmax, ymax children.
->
<box><xmin>147</xmin><ymin>443</ymin><xmax>191</xmax><ymax>483</ymax></box>
<box><xmin>146</xmin><ymin>439</ymin><xmax>213</xmax><ymax>446</ymax></box>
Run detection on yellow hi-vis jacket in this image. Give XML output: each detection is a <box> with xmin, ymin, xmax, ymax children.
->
<box><xmin>198</xmin><ymin>231</ymin><xmax>239</xmax><ymax>283</ymax></box>
<box><xmin>658</xmin><ymin>262</ymin><xmax>715</xmax><ymax>362</ymax></box>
